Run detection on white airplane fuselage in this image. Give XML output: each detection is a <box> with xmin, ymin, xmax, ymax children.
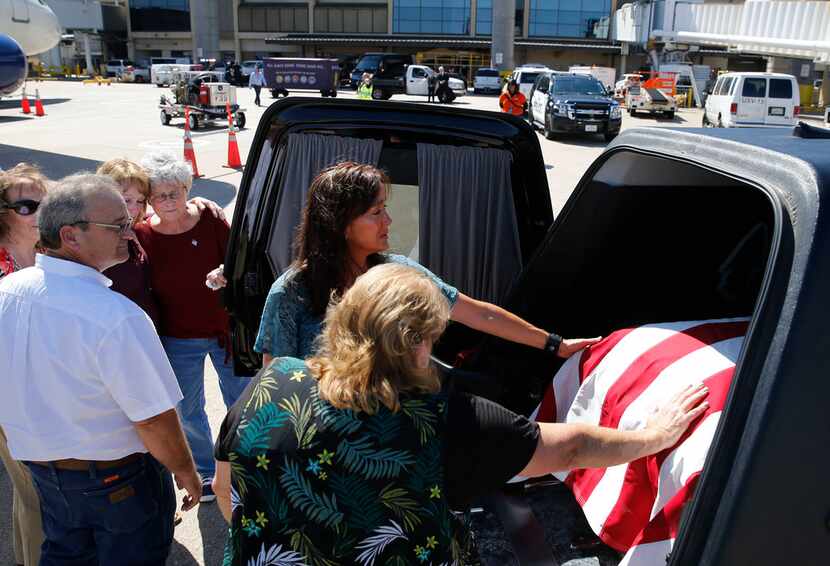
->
<box><xmin>0</xmin><ymin>0</ymin><xmax>61</xmax><ymax>56</ymax></box>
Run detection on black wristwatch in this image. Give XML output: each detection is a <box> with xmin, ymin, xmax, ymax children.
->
<box><xmin>544</xmin><ymin>332</ymin><xmax>563</xmax><ymax>355</ymax></box>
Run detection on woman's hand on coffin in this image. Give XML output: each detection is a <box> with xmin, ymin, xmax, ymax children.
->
<box><xmin>645</xmin><ymin>383</ymin><xmax>710</xmax><ymax>451</ymax></box>
<box><xmin>557</xmin><ymin>336</ymin><xmax>603</xmax><ymax>358</ymax></box>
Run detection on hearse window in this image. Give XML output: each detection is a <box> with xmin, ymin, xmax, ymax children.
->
<box><xmin>264</xmin><ymin>133</ymin><xmax>522</xmax><ymax>304</ymax></box>
<box><xmin>769</xmin><ymin>78</ymin><xmax>793</xmax><ymax>99</ymax></box>
<box><xmin>742</xmin><ymin>78</ymin><xmax>767</xmax><ymax>98</ymax></box>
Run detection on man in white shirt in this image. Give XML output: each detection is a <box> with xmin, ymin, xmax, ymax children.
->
<box><xmin>248</xmin><ymin>64</ymin><xmax>266</xmax><ymax>106</ymax></box>
<box><xmin>0</xmin><ymin>174</ymin><xmax>201</xmax><ymax>565</ymax></box>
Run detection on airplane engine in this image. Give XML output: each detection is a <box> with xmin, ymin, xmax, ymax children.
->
<box><xmin>0</xmin><ymin>34</ymin><xmax>27</xmax><ymax>96</ymax></box>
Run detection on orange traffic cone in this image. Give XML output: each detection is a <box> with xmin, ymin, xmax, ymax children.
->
<box><xmin>224</xmin><ymin>102</ymin><xmax>242</xmax><ymax>169</ymax></box>
<box><xmin>34</xmin><ymin>89</ymin><xmax>45</xmax><ymax>117</ymax></box>
<box><xmin>183</xmin><ymin>107</ymin><xmax>202</xmax><ymax>178</ymax></box>
<box><xmin>20</xmin><ymin>90</ymin><xmax>31</xmax><ymax>114</ymax></box>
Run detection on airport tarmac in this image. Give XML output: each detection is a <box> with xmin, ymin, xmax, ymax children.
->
<box><xmin>0</xmin><ymin>80</ymin><xmax>708</xmax><ymax>565</ymax></box>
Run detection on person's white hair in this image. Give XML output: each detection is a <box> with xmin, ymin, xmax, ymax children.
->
<box><xmin>438</xmin><ymin>66</ymin><xmax>444</xmax><ymax>72</ymax></box>
<box><xmin>139</xmin><ymin>151</ymin><xmax>193</xmax><ymax>191</ymax></box>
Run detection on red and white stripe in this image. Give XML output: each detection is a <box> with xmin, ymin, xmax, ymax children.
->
<box><xmin>530</xmin><ymin>318</ymin><xmax>748</xmax><ymax>564</ymax></box>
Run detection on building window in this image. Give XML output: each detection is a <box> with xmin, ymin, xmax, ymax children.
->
<box><xmin>238</xmin><ymin>5</ymin><xmax>309</xmax><ymax>32</ymax></box>
<box><xmin>393</xmin><ymin>0</ymin><xmax>471</xmax><ymax>35</ymax></box>
<box><xmin>314</xmin><ymin>6</ymin><xmax>387</xmax><ymax>33</ymax></box>
<box><xmin>528</xmin><ymin>0</ymin><xmax>612</xmax><ymax>39</ymax></box>
<box><xmin>130</xmin><ymin>0</ymin><xmax>191</xmax><ymax>32</ymax></box>
<box><xmin>475</xmin><ymin>0</ymin><xmax>524</xmax><ymax>36</ymax></box>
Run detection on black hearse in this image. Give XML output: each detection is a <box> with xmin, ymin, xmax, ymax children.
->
<box><xmin>223</xmin><ymin>99</ymin><xmax>830</xmax><ymax>565</ymax></box>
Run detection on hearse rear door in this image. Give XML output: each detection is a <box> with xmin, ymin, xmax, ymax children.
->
<box><xmin>223</xmin><ymin>98</ymin><xmax>553</xmax><ymax>375</ymax></box>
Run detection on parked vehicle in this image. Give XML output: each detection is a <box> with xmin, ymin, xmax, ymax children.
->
<box><xmin>263</xmin><ymin>57</ymin><xmax>340</xmax><ymax>98</ymax></box>
<box><xmin>240</xmin><ymin>60</ymin><xmax>262</xmax><ymax>78</ymax></box>
<box><xmin>120</xmin><ymin>64</ymin><xmax>149</xmax><ymax>83</ymax></box>
<box><xmin>528</xmin><ymin>71</ymin><xmax>621</xmax><ymax>141</ymax></box>
<box><xmin>370</xmin><ymin>64</ymin><xmax>465</xmax><ymax>101</ymax></box>
<box><xmin>349</xmin><ymin>52</ymin><xmax>414</xmax><ymax>89</ymax></box>
<box><xmin>222</xmin><ymin>96</ymin><xmax>830</xmax><ymax>564</ymax></box>
<box><xmin>614</xmin><ymin>73</ymin><xmax>642</xmax><ymax>99</ymax></box>
<box><xmin>568</xmin><ymin>65</ymin><xmax>616</xmax><ymax>92</ymax></box>
<box><xmin>625</xmin><ymin>71</ymin><xmax>678</xmax><ymax>118</ymax></box>
<box><xmin>151</xmin><ymin>63</ymin><xmax>200</xmax><ymax>87</ymax></box>
<box><xmin>149</xmin><ymin>56</ymin><xmax>189</xmax><ymax>66</ymax></box>
<box><xmin>510</xmin><ymin>65</ymin><xmax>551</xmax><ymax>99</ymax></box>
<box><xmin>474</xmin><ymin>67</ymin><xmax>502</xmax><ymax>94</ymax></box>
<box><xmin>703</xmin><ymin>72</ymin><xmax>800</xmax><ymax>128</ymax></box>
<box><xmin>105</xmin><ymin>59</ymin><xmax>136</xmax><ymax>78</ymax></box>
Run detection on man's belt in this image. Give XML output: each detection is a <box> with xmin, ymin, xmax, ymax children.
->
<box><xmin>29</xmin><ymin>452</ymin><xmax>143</xmax><ymax>471</ymax></box>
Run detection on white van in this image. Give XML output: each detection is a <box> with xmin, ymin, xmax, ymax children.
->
<box><xmin>474</xmin><ymin>68</ymin><xmax>501</xmax><ymax>94</ymax></box>
<box><xmin>703</xmin><ymin>72</ymin><xmax>800</xmax><ymax>128</ymax></box>
<box><xmin>510</xmin><ymin>65</ymin><xmax>551</xmax><ymax>99</ymax></box>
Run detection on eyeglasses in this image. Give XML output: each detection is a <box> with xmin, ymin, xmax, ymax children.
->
<box><xmin>71</xmin><ymin>220</ymin><xmax>133</xmax><ymax>236</ymax></box>
<box><xmin>150</xmin><ymin>189</ymin><xmax>183</xmax><ymax>204</ymax></box>
<box><xmin>2</xmin><ymin>199</ymin><xmax>40</xmax><ymax>216</ymax></box>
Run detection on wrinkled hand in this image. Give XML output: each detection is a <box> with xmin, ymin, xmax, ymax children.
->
<box><xmin>557</xmin><ymin>336</ymin><xmax>602</xmax><ymax>358</ymax></box>
<box><xmin>189</xmin><ymin>197</ymin><xmax>227</xmax><ymax>222</ymax></box>
<box><xmin>645</xmin><ymin>383</ymin><xmax>710</xmax><ymax>451</ymax></box>
<box><xmin>205</xmin><ymin>264</ymin><xmax>227</xmax><ymax>290</ymax></box>
<box><xmin>174</xmin><ymin>469</ymin><xmax>202</xmax><ymax>512</ymax></box>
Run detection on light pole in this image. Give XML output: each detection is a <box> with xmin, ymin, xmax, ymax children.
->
<box><xmin>491</xmin><ymin>0</ymin><xmax>515</xmax><ymax>72</ymax></box>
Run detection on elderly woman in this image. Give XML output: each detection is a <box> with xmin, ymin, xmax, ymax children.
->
<box><xmin>134</xmin><ymin>151</ymin><xmax>249</xmax><ymax>502</ymax></box>
<box><xmin>256</xmin><ymin>161</ymin><xmax>598</xmax><ymax>369</ymax></box>
<box><xmin>213</xmin><ymin>263</ymin><xmax>709</xmax><ymax>564</ymax></box>
<box><xmin>0</xmin><ymin>163</ymin><xmax>48</xmax><ymax>565</ymax></box>
<box><xmin>97</xmin><ymin>158</ymin><xmax>226</xmax><ymax>329</ymax></box>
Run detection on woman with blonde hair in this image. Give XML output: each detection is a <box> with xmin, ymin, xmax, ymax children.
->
<box><xmin>213</xmin><ymin>263</ymin><xmax>709</xmax><ymax>565</ymax></box>
<box><xmin>0</xmin><ymin>162</ymin><xmax>49</xmax><ymax>565</ymax></box>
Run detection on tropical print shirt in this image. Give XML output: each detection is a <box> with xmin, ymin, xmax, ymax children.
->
<box><xmin>215</xmin><ymin>357</ymin><xmax>479</xmax><ymax>566</ymax></box>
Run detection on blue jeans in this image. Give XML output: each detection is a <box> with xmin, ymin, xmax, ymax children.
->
<box><xmin>26</xmin><ymin>455</ymin><xmax>174</xmax><ymax>566</ymax></box>
<box><xmin>161</xmin><ymin>336</ymin><xmax>250</xmax><ymax>479</ymax></box>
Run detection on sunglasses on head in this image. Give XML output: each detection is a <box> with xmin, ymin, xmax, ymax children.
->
<box><xmin>2</xmin><ymin>200</ymin><xmax>40</xmax><ymax>216</ymax></box>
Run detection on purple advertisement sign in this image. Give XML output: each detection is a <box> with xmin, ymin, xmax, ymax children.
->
<box><xmin>263</xmin><ymin>58</ymin><xmax>339</xmax><ymax>90</ymax></box>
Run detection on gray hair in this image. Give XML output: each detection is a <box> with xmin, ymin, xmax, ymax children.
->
<box><xmin>139</xmin><ymin>151</ymin><xmax>193</xmax><ymax>190</ymax></box>
<box><xmin>38</xmin><ymin>174</ymin><xmax>121</xmax><ymax>250</ymax></box>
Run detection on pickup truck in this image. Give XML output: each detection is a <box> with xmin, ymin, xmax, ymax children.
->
<box><xmin>370</xmin><ymin>64</ymin><xmax>466</xmax><ymax>101</ymax></box>
<box><xmin>222</xmin><ymin>97</ymin><xmax>830</xmax><ymax>564</ymax></box>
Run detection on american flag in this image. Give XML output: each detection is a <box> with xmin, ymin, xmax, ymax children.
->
<box><xmin>530</xmin><ymin>318</ymin><xmax>748</xmax><ymax>565</ymax></box>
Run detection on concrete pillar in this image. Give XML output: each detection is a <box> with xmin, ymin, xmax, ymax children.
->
<box><xmin>232</xmin><ymin>0</ymin><xmax>241</xmax><ymax>61</ymax></box>
<box><xmin>492</xmin><ymin>0</ymin><xmax>515</xmax><ymax>71</ymax></box>
<box><xmin>83</xmin><ymin>33</ymin><xmax>94</xmax><ymax>76</ymax></box>
<box><xmin>470</xmin><ymin>0</ymin><xmax>477</xmax><ymax>36</ymax></box>
<box><xmin>191</xmin><ymin>0</ymin><xmax>221</xmax><ymax>63</ymax></box>
<box><xmin>820</xmin><ymin>66</ymin><xmax>829</xmax><ymax>108</ymax></box>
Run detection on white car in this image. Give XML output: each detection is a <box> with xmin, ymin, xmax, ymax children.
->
<box><xmin>105</xmin><ymin>59</ymin><xmax>136</xmax><ymax>78</ymax></box>
<box><xmin>474</xmin><ymin>68</ymin><xmax>501</xmax><ymax>94</ymax></box>
<box><xmin>703</xmin><ymin>72</ymin><xmax>800</xmax><ymax>128</ymax></box>
<box><xmin>511</xmin><ymin>66</ymin><xmax>551</xmax><ymax>99</ymax></box>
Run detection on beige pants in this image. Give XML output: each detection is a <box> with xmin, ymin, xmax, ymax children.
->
<box><xmin>0</xmin><ymin>427</ymin><xmax>43</xmax><ymax>566</ymax></box>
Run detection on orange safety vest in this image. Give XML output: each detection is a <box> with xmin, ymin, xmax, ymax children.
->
<box><xmin>499</xmin><ymin>91</ymin><xmax>527</xmax><ymax>116</ymax></box>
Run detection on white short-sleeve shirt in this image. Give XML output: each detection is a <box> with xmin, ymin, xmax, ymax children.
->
<box><xmin>0</xmin><ymin>254</ymin><xmax>183</xmax><ymax>461</ymax></box>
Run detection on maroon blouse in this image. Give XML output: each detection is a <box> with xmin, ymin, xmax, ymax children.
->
<box><xmin>103</xmin><ymin>241</ymin><xmax>162</xmax><ymax>330</ymax></box>
<box><xmin>134</xmin><ymin>212</ymin><xmax>230</xmax><ymax>339</ymax></box>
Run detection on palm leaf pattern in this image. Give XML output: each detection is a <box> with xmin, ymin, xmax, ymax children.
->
<box><xmin>406</xmin><ymin>440</ymin><xmax>441</xmax><ymax>494</ymax></box>
<box><xmin>279</xmin><ymin>393</ymin><xmax>318</xmax><ymax>449</ymax></box>
<box><xmin>313</xmin><ymin>388</ymin><xmax>363</xmax><ymax>435</ymax></box>
<box><xmin>245</xmin><ymin>370</ymin><xmax>280</xmax><ymax>413</ymax></box>
<box><xmin>401</xmin><ymin>400</ymin><xmax>437</xmax><ymax>445</ymax></box>
<box><xmin>238</xmin><ymin>404</ymin><xmax>289</xmax><ymax>457</ymax></box>
<box><xmin>231</xmin><ymin>484</ymin><xmax>244</xmax><ymax>515</ymax></box>
<box><xmin>246</xmin><ymin>542</ymin><xmax>308</xmax><ymax>566</ymax></box>
<box><xmin>378</xmin><ymin>484</ymin><xmax>422</xmax><ymax>532</ymax></box>
<box><xmin>289</xmin><ymin>530</ymin><xmax>340</xmax><ymax>566</ymax></box>
<box><xmin>365</xmin><ymin>409</ymin><xmax>401</xmax><ymax>447</ymax></box>
<box><xmin>336</xmin><ymin>435</ymin><xmax>415</xmax><ymax>480</ymax></box>
<box><xmin>355</xmin><ymin>520</ymin><xmax>408</xmax><ymax>566</ymax></box>
<box><xmin>279</xmin><ymin>456</ymin><xmax>343</xmax><ymax>528</ymax></box>
<box><xmin>329</xmin><ymin>473</ymin><xmax>386</xmax><ymax>533</ymax></box>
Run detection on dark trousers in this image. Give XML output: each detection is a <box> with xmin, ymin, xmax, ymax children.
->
<box><xmin>26</xmin><ymin>454</ymin><xmax>176</xmax><ymax>566</ymax></box>
<box><xmin>253</xmin><ymin>86</ymin><xmax>261</xmax><ymax>106</ymax></box>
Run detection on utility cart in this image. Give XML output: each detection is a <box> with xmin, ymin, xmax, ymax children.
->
<box><xmin>159</xmin><ymin>71</ymin><xmax>246</xmax><ymax>129</ymax></box>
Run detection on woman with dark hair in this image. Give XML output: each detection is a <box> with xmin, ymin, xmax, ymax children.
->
<box><xmin>255</xmin><ymin>161</ymin><xmax>598</xmax><ymax>368</ymax></box>
<box><xmin>214</xmin><ymin>263</ymin><xmax>709</xmax><ymax>564</ymax></box>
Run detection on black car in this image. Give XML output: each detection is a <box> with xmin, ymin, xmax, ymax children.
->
<box><xmin>349</xmin><ymin>52</ymin><xmax>414</xmax><ymax>89</ymax></box>
<box><xmin>223</xmin><ymin>99</ymin><xmax>830</xmax><ymax>564</ymax></box>
<box><xmin>528</xmin><ymin>72</ymin><xmax>622</xmax><ymax>142</ymax></box>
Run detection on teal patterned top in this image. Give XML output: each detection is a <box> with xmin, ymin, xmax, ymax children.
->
<box><xmin>215</xmin><ymin>357</ymin><xmax>479</xmax><ymax>566</ymax></box>
<box><xmin>254</xmin><ymin>254</ymin><xmax>459</xmax><ymax>360</ymax></box>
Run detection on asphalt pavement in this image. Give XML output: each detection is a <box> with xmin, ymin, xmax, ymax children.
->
<box><xmin>0</xmin><ymin>80</ymin><xmax>712</xmax><ymax>565</ymax></box>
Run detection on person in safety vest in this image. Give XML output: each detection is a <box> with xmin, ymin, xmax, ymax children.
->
<box><xmin>357</xmin><ymin>72</ymin><xmax>373</xmax><ymax>99</ymax></box>
<box><xmin>499</xmin><ymin>78</ymin><xmax>527</xmax><ymax>116</ymax></box>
